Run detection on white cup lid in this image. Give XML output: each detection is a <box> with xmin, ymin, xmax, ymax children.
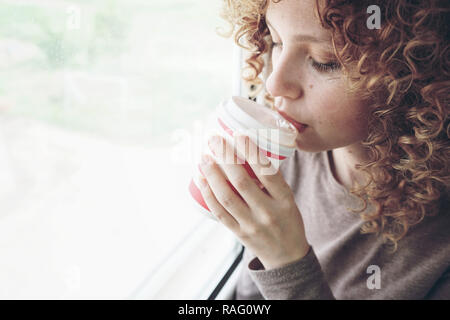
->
<box><xmin>223</xmin><ymin>96</ymin><xmax>298</xmax><ymax>148</ymax></box>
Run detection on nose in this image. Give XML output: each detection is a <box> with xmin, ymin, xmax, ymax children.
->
<box><xmin>265</xmin><ymin>50</ymin><xmax>304</xmax><ymax>101</ymax></box>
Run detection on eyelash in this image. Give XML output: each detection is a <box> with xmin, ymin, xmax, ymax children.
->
<box><xmin>311</xmin><ymin>60</ymin><xmax>341</xmax><ymax>72</ymax></box>
<box><xmin>270</xmin><ymin>42</ymin><xmax>341</xmax><ymax>73</ymax></box>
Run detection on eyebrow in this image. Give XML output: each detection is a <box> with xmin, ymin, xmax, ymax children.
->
<box><xmin>265</xmin><ymin>17</ymin><xmax>331</xmax><ymax>44</ymax></box>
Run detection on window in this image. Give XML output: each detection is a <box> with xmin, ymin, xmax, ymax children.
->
<box><xmin>0</xmin><ymin>0</ymin><xmax>244</xmax><ymax>299</ymax></box>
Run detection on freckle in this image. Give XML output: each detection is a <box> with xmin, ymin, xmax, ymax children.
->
<box><xmin>309</xmin><ymin>84</ymin><xmax>313</xmax><ymax>89</ymax></box>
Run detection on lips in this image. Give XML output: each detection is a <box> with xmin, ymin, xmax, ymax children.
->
<box><xmin>275</xmin><ymin>108</ymin><xmax>308</xmax><ymax>133</ymax></box>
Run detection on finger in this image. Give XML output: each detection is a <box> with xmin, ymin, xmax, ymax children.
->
<box><xmin>197</xmin><ymin>175</ymin><xmax>240</xmax><ymax>231</ymax></box>
<box><xmin>208</xmin><ymin>135</ymin><xmax>269</xmax><ymax>209</ymax></box>
<box><xmin>234</xmin><ymin>134</ymin><xmax>292</xmax><ymax>201</ymax></box>
<box><xmin>199</xmin><ymin>154</ymin><xmax>254</xmax><ymax>226</ymax></box>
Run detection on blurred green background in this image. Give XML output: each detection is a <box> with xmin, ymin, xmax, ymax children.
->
<box><xmin>0</xmin><ymin>0</ymin><xmax>234</xmax><ymax>147</ymax></box>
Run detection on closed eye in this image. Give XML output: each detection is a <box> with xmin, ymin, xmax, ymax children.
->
<box><xmin>310</xmin><ymin>59</ymin><xmax>341</xmax><ymax>73</ymax></box>
<box><xmin>270</xmin><ymin>42</ymin><xmax>341</xmax><ymax>73</ymax></box>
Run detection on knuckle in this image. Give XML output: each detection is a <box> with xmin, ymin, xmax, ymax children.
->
<box><xmin>214</xmin><ymin>211</ymin><xmax>226</xmax><ymax>222</ymax></box>
<box><xmin>243</xmin><ymin>224</ymin><xmax>261</xmax><ymax>238</ymax></box>
<box><xmin>234</xmin><ymin>176</ymin><xmax>251</xmax><ymax>191</ymax></box>
<box><xmin>260</xmin><ymin>212</ymin><xmax>277</xmax><ymax>227</ymax></box>
<box><xmin>265</xmin><ymin>214</ymin><xmax>277</xmax><ymax>226</ymax></box>
<box><xmin>220</xmin><ymin>193</ymin><xmax>235</xmax><ymax>208</ymax></box>
<box><xmin>279</xmin><ymin>197</ymin><xmax>292</xmax><ymax>212</ymax></box>
<box><xmin>278</xmin><ymin>185</ymin><xmax>293</xmax><ymax>202</ymax></box>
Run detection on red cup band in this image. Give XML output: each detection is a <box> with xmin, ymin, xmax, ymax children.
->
<box><xmin>189</xmin><ymin>179</ymin><xmax>210</xmax><ymax>212</ymax></box>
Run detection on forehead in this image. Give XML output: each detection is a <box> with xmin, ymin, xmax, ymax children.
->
<box><xmin>265</xmin><ymin>0</ymin><xmax>326</xmax><ymax>36</ymax></box>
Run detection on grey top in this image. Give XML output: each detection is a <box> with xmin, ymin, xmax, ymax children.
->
<box><xmin>234</xmin><ymin>149</ymin><xmax>450</xmax><ymax>300</ymax></box>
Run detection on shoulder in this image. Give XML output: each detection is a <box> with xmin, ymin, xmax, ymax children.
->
<box><xmin>408</xmin><ymin>191</ymin><xmax>450</xmax><ymax>242</ymax></box>
<box><xmin>398</xmin><ymin>197</ymin><xmax>450</xmax><ymax>269</ymax></box>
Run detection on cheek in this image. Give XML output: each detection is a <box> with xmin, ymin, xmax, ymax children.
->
<box><xmin>315</xmin><ymin>93</ymin><xmax>368</xmax><ymax>135</ymax></box>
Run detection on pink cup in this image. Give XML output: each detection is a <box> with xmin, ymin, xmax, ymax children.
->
<box><xmin>189</xmin><ymin>96</ymin><xmax>298</xmax><ymax>220</ymax></box>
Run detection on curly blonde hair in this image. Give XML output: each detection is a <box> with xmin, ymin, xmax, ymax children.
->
<box><xmin>218</xmin><ymin>0</ymin><xmax>450</xmax><ymax>252</ymax></box>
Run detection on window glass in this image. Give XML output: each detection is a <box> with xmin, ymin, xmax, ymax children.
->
<box><xmin>0</xmin><ymin>0</ymin><xmax>238</xmax><ymax>298</ymax></box>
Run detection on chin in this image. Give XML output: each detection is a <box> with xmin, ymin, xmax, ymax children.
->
<box><xmin>294</xmin><ymin>139</ymin><xmax>328</xmax><ymax>153</ymax></box>
<box><xmin>295</xmin><ymin>141</ymin><xmax>314</xmax><ymax>152</ymax></box>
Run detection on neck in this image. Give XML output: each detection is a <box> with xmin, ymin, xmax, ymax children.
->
<box><xmin>329</xmin><ymin>142</ymin><xmax>371</xmax><ymax>191</ymax></box>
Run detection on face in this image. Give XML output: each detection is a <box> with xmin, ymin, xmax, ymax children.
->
<box><xmin>265</xmin><ymin>0</ymin><xmax>369</xmax><ymax>152</ymax></box>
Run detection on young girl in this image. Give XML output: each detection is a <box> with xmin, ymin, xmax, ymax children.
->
<box><xmin>197</xmin><ymin>0</ymin><xmax>449</xmax><ymax>299</ymax></box>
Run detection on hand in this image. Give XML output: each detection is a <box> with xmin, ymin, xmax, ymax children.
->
<box><xmin>198</xmin><ymin>134</ymin><xmax>310</xmax><ymax>270</ymax></box>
